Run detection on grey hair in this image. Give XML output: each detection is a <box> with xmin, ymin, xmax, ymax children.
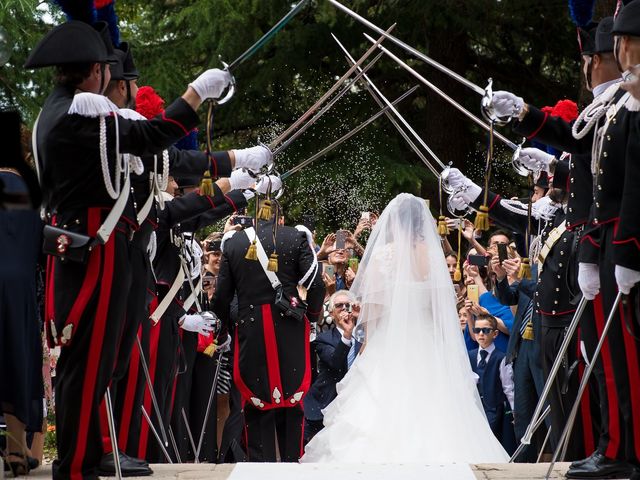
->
<box><xmin>328</xmin><ymin>289</ymin><xmax>356</xmax><ymax>310</ymax></box>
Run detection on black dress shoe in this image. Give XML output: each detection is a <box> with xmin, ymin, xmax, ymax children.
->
<box><xmin>566</xmin><ymin>452</ymin><xmax>634</xmax><ymax>479</ymax></box>
<box><xmin>97</xmin><ymin>451</ymin><xmax>153</xmax><ymax>477</ymax></box>
<box><xmin>570</xmin><ymin>451</ymin><xmax>600</xmax><ymax>470</ymax></box>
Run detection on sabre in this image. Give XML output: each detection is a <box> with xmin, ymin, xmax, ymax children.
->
<box><xmin>280</xmin><ymin>85</ymin><xmax>419</xmax><ymax>180</ymax></box>
<box><xmin>194</xmin><ymin>350</ymin><xmax>225</xmax><ymax>463</ymax></box>
<box><xmin>332</xmin><ymin>34</ymin><xmax>443</xmax><ymax>181</ymax></box>
<box><xmin>181</xmin><ymin>408</ymin><xmax>199</xmax><ymax>463</ymax></box>
<box><xmin>508</xmin><ymin>404</ymin><xmax>550</xmax><ymax>462</ymax></box>
<box><xmin>271</xmin><ymin>51</ymin><xmax>384</xmax><ymax>157</ymax></box>
<box><xmin>141</xmin><ymin>406</ymin><xmax>173</xmax><ymax>463</ymax></box>
<box><xmin>214</xmin><ymin>0</ymin><xmax>312</xmax><ymax>105</ymax></box>
<box><xmin>545</xmin><ymin>292</ymin><xmax>625</xmax><ymax>479</ymax></box>
<box><xmin>136</xmin><ymin>336</ymin><xmax>170</xmax><ymax>448</ymax></box>
<box><xmin>268</xmin><ymin>25</ymin><xmax>396</xmax><ymax>150</ymax></box>
<box><xmin>168</xmin><ymin>426</ymin><xmax>182</xmax><ymax>463</ymax></box>
<box><xmin>329</xmin><ymin>0</ymin><xmax>513</xmax><ymax>124</ymax></box>
<box><xmin>519</xmin><ymin>297</ymin><xmax>588</xmax><ymax>447</ymax></box>
<box><xmin>104</xmin><ymin>388</ymin><xmax>122</xmax><ymax>480</ymax></box>
<box><xmin>362</xmin><ymin>34</ymin><xmax>530</xmax><ymax>177</ymax></box>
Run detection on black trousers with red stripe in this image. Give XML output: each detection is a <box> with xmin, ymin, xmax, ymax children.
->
<box><xmin>243</xmin><ymin>404</ymin><xmax>305</xmax><ymax>462</ymax></box>
<box><xmin>592</xmin><ymin>224</ymin><xmax>640</xmax><ymax>466</ymax></box>
<box><xmin>540</xmin><ymin>321</ymin><xmax>588</xmax><ymax>461</ymax></box>
<box><xmin>48</xmin><ymin>209</ymin><xmax>133</xmax><ymax>480</ymax></box>
<box><xmin>169</xmin><ymin>331</ymin><xmax>199</xmax><ymax>462</ymax></box>
<box><xmin>107</xmin><ymin>227</ymin><xmax>154</xmax><ymax>455</ymax></box>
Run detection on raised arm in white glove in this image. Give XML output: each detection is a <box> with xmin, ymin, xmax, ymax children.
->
<box><xmin>255</xmin><ymin>175</ymin><xmax>283</xmax><ymax>195</ymax></box>
<box><xmin>180</xmin><ymin>313</ymin><xmax>216</xmax><ymax>336</ymax></box>
<box><xmin>229</xmin><ymin>169</ymin><xmax>256</xmax><ymax>191</ymax></box>
<box><xmin>517</xmin><ymin>147</ymin><xmax>556</xmax><ymax>173</ymax></box>
<box><xmin>578</xmin><ymin>263</ymin><xmax>600</xmax><ymax>300</ymax></box>
<box><xmin>615</xmin><ymin>265</ymin><xmax>640</xmax><ymax>295</ymax></box>
<box><xmin>232</xmin><ymin>145</ymin><xmax>273</xmax><ymax>173</ymax></box>
<box><xmin>491</xmin><ymin>91</ymin><xmax>525</xmax><ymax>119</ymax></box>
<box><xmin>445</xmin><ymin>168</ymin><xmax>482</xmax><ymax>207</ymax></box>
<box><xmin>189</xmin><ymin>68</ymin><xmax>232</xmax><ymax>101</ymax></box>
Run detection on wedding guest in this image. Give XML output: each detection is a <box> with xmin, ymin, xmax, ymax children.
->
<box><xmin>304</xmin><ymin>291</ymin><xmax>360</xmax><ymax>444</ymax></box>
<box><xmin>468</xmin><ymin>314</ymin><xmax>516</xmax><ymax>454</ymax></box>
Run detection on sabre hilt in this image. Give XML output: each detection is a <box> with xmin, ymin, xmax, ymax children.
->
<box><xmin>200</xmin><ymin>311</ymin><xmax>222</xmax><ymax>335</ymax></box>
<box><xmin>481</xmin><ymin>78</ymin><xmax>513</xmax><ymax>126</ymax></box>
<box><xmin>440</xmin><ymin>164</ymin><xmax>455</xmax><ymax>195</ymax></box>
<box><xmin>216</xmin><ymin>60</ymin><xmax>236</xmax><ymax>105</ymax></box>
<box><xmin>446</xmin><ymin>185</ymin><xmax>473</xmax><ymax>218</ymax></box>
<box><xmin>510</xmin><ymin>137</ymin><xmax>531</xmax><ymax>177</ymax></box>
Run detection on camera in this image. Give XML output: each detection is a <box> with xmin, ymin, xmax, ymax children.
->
<box><xmin>468</xmin><ymin>254</ymin><xmax>488</xmax><ymax>267</ymax></box>
<box><xmin>232</xmin><ymin>215</ymin><xmax>253</xmax><ymax>228</ymax></box>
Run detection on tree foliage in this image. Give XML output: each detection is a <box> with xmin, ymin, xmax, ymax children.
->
<box><xmin>2</xmin><ymin>0</ymin><xmax>618</xmax><ymax>232</ymax></box>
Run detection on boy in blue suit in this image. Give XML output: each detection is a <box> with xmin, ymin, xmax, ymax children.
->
<box><xmin>469</xmin><ymin>314</ymin><xmax>516</xmax><ymax>454</ymax></box>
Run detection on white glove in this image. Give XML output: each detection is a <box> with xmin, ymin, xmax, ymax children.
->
<box><xmin>216</xmin><ymin>333</ymin><xmax>232</xmax><ymax>353</ymax></box>
<box><xmin>446</xmin><ymin>168</ymin><xmax>482</xmax><ymax>208</ymax></box>
<box><xmin>180</xmin><ymin>313</ymin><xmax>216</xmax><ymax>336</ymax></box>
<box><xmin>578</xmin><ymin>263</ymin><xmax>600</xmax><ymax>300</ymax></box>
<box><xmin>615</xmin><ymin>265</ymin><xmax>640</xmax><ymax>295</ymax></box>
<box><xmin>232</xmin><ymin>145</ymin><xmax>273</xmax><ymax>172</ymax></box>
<box><xmin>491</xmin><ymin>91</ymin><xmax>525</xmax><ymax>119</ymax></box>
<box><xmin>189</xmin><ymin>68</ymin><xmax>232</xmax><ymax>101</ymax></box>
<box><xmin>242</xmin><ymin>190</ymin><xmax>255</xmax><ymax>202</ymax></box>
<box><xmin>518</xmin><ymin>147</ymin><xmax>556</xmax><ymax>173</ymax></box>
<box><xmin>229</xmin><ymin>169</ymin><xmax>256</xmax><ymax>191</ymax></box>
<box><xmin>255</xmin><ymin>175</ymin><xmax>283</xmax><ymax>195</ymax></box>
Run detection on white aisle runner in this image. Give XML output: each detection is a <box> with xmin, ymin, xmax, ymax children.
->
<box><xmin>228</xmin><ymin>462</ymin><xmax>476</xmax><ymax>480</ymax></box>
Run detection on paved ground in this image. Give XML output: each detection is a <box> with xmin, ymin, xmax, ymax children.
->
<box><xmin>25</xmin><ymin>462</ymin><xmax>574</xmax><ymax>479</ymax></box>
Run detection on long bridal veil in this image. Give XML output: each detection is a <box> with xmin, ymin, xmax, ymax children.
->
<box><xmin>301</xmin><ymin>193</ymin><xmax>508</xmax><ymax>464</ymax></box>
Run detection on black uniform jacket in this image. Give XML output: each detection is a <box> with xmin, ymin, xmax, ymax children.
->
<box><xmin>214</xmin><ymin>220</ymin><xmax>325</xmax><ymax>410</ymax></box>
<box><xmin>36</xmin><ymin>85</ymin><xmax>199</xmax><ymax>213</ymax></box>
<box><xmin>472</xmin><ymin>191</ymin><xmax>577</xmax><ymax>320</ymax></box>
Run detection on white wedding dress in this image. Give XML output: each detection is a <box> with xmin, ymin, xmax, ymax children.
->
<box><xmin>301</xmin><ymin>193</ymin><xmax>508</xmax><ymax>464</ymax></box>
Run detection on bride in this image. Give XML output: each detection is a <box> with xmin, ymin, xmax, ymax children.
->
<box><xmin>301</xmin><ymin>193</ymin><xmax>508</xmax><ymax>464</ymax></box>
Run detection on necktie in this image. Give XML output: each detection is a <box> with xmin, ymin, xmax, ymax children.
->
<box><xmin>520</xmin><ymin>299</ymin><xmax>535</xmax><ymax>339</ymax></box>
<box><xmin>477</xmin><ymin>350</ymin><xmax>488</xmax><ymax>398</ymax></box>
<box><xmin>347</xmin><ymin>341</ymin><xmax>357</xmax><ymax>369</ymax></box>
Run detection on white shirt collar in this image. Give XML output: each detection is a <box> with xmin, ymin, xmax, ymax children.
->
<box><xmin>478</xmin><ymin>342</ymin><xmax>496</xmax><ymax>362</ymax></box>
<box><xmin>593</xmin><ymin>78</ymin><xmax>621</xmax><ymax>98</ymax></box>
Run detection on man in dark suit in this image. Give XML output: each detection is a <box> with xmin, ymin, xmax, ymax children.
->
<box><xmin>304</xmin><ymin>290</ymin><xmax>361</xmax><ymax>444</ymax></box>
<box><xmin>214</xmin><ymin>205</ymin><xmax>325</xmax><ymax>462</ymax></box>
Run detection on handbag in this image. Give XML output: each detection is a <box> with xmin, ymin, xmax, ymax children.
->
<box><xmin>42</xmin><ymin>225</ymin><xmax>95</xmax><ymax>263</ymax></box>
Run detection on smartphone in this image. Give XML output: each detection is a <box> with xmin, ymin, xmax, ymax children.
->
<box><xmin>497</xmin><ymin>243</ymin><xmax>509</xmax><ymax>264</ymax></box>
<box><xmin>232</xmin><ymin>215</ymin><xmax>253</xmax><ymax>228</ymax></box>
<box><xmin>467</xmin><ymin>284</ymin><xmax>479</xmax><ymax>303</ymax></box>
<box><xmin>360</xmin><ymin>212</ymin><xmax>370</xmax><ymax>221</ymax></box>
<box><xmin>468</xmin><ymin>254</ymin><xmax>488</xmax><ymax>267</ymax></box>
<box><xmin>348</xmin><ymin>257</ymin><xmax>359</xmax><ymax>273</ymax></box>
<box><xmin>202</xmin><ymin>272</ymin><xmax>215</xmax><ymax>288</ymax></box>
<box><xmin>324</xmin><ymin>264</ymin><xmax>335</xmax><ymax>278</ymax></box>
<box><xmin>335</xmin><ymin>230</ymin><xmax>347</xmax><ymax>250</ymax></box>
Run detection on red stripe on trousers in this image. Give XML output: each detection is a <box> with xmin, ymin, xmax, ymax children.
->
<box><xmin>620</xmin><ymin>298</ymin><xmax>640</xmax><ymax>461</ymax></box>
<box><xmin>63</xmin><ymin>224</ymin><xmax>104</xmax><ymax>348</ymax></box>
<box><xmin>262</xmin><ymin>305</ymin><xmax>283</xmax><ymax>405</ymax></box>
<box><xmin>118</xmin><ymin>325</ymin><xmax>143</xmax><ymax>450</ymax></box>
<box><xmin>138</xmin><ymin>304</ymin><xmax>160</xmax><ymax>460</ymax></box>
<box><xmin>70</xmin><ymin>210</ymin><xmax>116</xmax><ymax>480</ymax></box>
<box><xmin>594</xmin><ymin>294</ymin><xmax>621</xmax><ymax>459</ymax></box>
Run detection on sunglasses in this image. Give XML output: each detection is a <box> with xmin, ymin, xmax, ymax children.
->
<box><xmin>334</xmin><ymin>302</ymin><xmax>352</xmax><ymax>311</ymax></box>
<box><xmin>472</xmin><ymin>327</ymin><xmax>495</xmax><ymax>334</ymax></box>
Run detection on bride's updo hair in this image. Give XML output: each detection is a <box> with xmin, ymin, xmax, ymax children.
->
<box><xmin>393</xmin><ymin>194</ymin><xmax>427</xmax><ymax>241</ymax></box>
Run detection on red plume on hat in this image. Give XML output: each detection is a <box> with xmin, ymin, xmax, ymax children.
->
<box><xmin>550</xmin><ymin>100</ymin><xmax>578</xmax><ymax>123</ymax></box>
<box><xmin>136</xmin><ymin>86</ymin><xmax>165</xmax><ymax>119</ymax></box>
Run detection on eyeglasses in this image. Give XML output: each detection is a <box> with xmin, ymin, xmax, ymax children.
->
<box><xmin>472</xmin><ymin>327</ymin><xmax>495</xmax><ymax>334</ymax></box>
<box><xmin>334</xmin><ymin>302</ymin><xmax>352</xmax><ymax>311</ymax></box>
